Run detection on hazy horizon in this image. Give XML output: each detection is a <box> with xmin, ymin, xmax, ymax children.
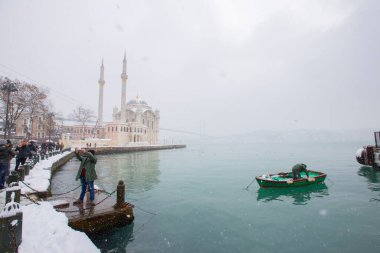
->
<box><xmin>0</xmin><ymin>0</ymin><xmax>379</xmax><ymax>135</ymax></box>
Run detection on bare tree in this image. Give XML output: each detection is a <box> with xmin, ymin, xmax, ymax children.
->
<box><xmin>23</xmin><ymin>84</ymin><xmax>48</xmax><ymax>138</ymax></box>
<box><xmin>44</xmin><ymin>112</ymin><xmax>56</xmax><ymax>142</ymax></box>
<box><xmin>0</xmin><ymin>76</ymin><xmax>50</xmax><ymax>139</ymax></box>
<box><xmin>70</xmin><ymin>105</ymin><xmax>95</xmax><ymax>138</ymax></box>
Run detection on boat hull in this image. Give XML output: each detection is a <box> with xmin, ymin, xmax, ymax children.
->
<box><xmin>256</xmin><ymin>170</ymin><xmax>327</xmax><ymax>188</ymax></box>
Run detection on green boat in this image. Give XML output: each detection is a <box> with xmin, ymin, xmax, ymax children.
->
<box><xmin>256</xmin><ymin>170</ymin><xmax>327</xmax><ymax>188</ymax></box>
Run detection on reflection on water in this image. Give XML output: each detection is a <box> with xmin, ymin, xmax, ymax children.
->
<box><xmin>51</xmin><ymin>151</ymin><xmax>161</xmax><ymax>252</ymax></box>
<box><xmin>257</xmin><ymin>183</ymin><xmax>329</xmax><ymax>205</ymax></box>
<box><xmin>52</xmin><ymin>151</ymin><xmax>161</xmax><ymax>195</ymax></box>
<box><xmin>95</xmin><ymin>151</ymin><xmax>161</xmax><ymax>194</ymax></box>
<box><xmin>89</xmin><ymin>223</ymin><xmax>134</xmax><ymax>253</ymax></box>
<box><xmin>358</xmin><ymin>166</ymin><xmax>380</xmax><ymax>189</ymax></box>
<box><xmin>357</xmin><ymin>166</ymin><xmax>380</xmax><ymax>202</ymax></box>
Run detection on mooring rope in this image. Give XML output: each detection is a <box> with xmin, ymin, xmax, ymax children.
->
<box><xmin>131</xmin><ymin>204</ymin><xmax>159</xmax><ymax>236</ymax></box>
<box><xmin>134</xmin><ymin>205</ymin><xmax>158</xmax><ymax>216</ymax></box>
<box><xmin>326</xmin><ymin>177</ymin><xmax>335</xmax><ymax>186</ymax></box>
<box><xmin>133</xmin><ymin>212</ymin><xmax>157</xmax><ymax>235</ymax></box>
<box><xmin>244</xmin><ymin>178</ymin><xmax>256</xmax><ymax>190</ymax></box>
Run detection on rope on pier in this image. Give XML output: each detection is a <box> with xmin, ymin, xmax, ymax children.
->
<box><xmin>20</xmin><ymin>193</ymin><xmax>41</xmax><ymax>205</ymax></box>
<box><xmin>50</xmin><ymin>185</ymin><xmax>82</xmax><ymax>196</ymax></box>
<box><xmin>56</xmin><ymin>190</ymin><xmax>116</xmax><ymax>213</ymax></box>
<box><xmin>19</xmin><ymin>181</ymin><xmax>82</xmax><ymax>196</ymax></box>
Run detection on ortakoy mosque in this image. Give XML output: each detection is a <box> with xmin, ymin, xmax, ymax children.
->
<box><xmin>63</xmin><ymin>53</ymin><xmax>160</xmax><ymax>146</ymax></box>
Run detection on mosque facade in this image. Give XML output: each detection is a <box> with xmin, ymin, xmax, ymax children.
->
<box><xmin>98</xmin><ymin>53</ymin><xmax>160</xmax><ymax>146</ymax></box>
<box><xmin>61</xmin><ymin>53</ymin><xmax>160</xmax><ymax>147</ymax></box>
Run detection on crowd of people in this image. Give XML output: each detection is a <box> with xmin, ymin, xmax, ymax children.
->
<box><xmin>0</xmin><ymin>139</ymin><xmax>64</xmax><ymax>190</ymax></box>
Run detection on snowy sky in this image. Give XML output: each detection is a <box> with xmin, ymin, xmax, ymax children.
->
<box><xmin>0</xmin><ymin>0</ymin><xmax>379</xmax><ymax>135</ymax></box>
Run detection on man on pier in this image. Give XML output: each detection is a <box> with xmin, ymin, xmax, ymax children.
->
<box><xmin>74</xmin><ymin>148</ymin><xmax>98</xmax><ymax>206</ymax></box>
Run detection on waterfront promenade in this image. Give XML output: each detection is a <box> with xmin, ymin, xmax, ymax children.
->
<box><xmin>0</xmin><ymin>151</ymin><xmax>100</xmax><ymax>253</ymax></box>
<box><xmin>0</xmin><ymin>144</ymin><xmax>186</xmax><ymax>252</ymax></box>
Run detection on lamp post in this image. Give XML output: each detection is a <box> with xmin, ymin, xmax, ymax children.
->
<box><xmin>47</xmin><ymin>112</ymin><xmax>55</xmax><ymax>143</ymax></box>
<box><xmin>1</xmin><ymin>79</ymin><xmax>18</xmax><ymax>139</ymax></box>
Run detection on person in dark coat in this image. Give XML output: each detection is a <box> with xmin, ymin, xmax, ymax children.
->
<box><xmin>74</xmin><ymin>148</ymin><xmax>98</xmax><ymax>205</ymax></box>
<box><xmin>28</xmin><ymin>140</ymin><xmax>37</xmax><ymax>159</ymax></box>
<box><xmin>5</xmin><ymin>140</ymin><xmax>15</xmax><ymax>177</ymax></box>
<box><xmin>0</xmin><ymin>140</ymin><xmax>15</xmax><ymax>189</ymax></box>
<box><xmin>14</xmin><ymin>139</ymin><xmax>30</xmax><ymax>171</ymax></box>
<box><xmin>292</xmin><ymin>163</ymin><xmax>309</xmax><ymax>180</ymax></box>
<box><xmin>59</xmin><ymin>142</ymin><xmax>64</xmax><ymax>153</ymax></box>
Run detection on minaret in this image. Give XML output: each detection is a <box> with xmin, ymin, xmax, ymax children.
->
<box><xmin>120</xmin><ymin>51</ymin><xmax>128</xmax><ymax>121</ymax></box>
<box><xmin>98</xmin><ymin>58</ymin><xmax>105</xmax><ymax>124</ymax></box>
<box><xmin>136</xmin><ymin>96</ymin><xmax>142</xmax><ymax>123</ymax></box>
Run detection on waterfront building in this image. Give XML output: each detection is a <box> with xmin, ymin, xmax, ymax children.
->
<box><xmin>15</xmin><ymin>113</ymin><xmax>57</xmax><ymax>141</ymax></box>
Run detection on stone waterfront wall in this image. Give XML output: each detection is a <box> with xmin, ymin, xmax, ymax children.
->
<box><xmin>85</xmin><ymin>144</ymin><xmax>186</xmax><ymax>155</ymax></box>
<box><xmin>50</xmin><ymin>152</ymin><xmax>76</xmax><ymax>175</ymax></box>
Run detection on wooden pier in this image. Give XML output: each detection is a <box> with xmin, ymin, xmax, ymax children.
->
<box><xmin>48</xmin><ymin>181</ymin><xmax>134</xmax><ymax>234</ymax></box>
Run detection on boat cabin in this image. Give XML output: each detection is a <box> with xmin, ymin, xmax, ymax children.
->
<box><xmin>356</xmin><ymin>131</ymin><xmax>380</xmax><ymax>167</ymax></box>
<box><xmin>375</xmin><ymin>132</ymin><xmax>380</xmax><ymax>149</ymax></box>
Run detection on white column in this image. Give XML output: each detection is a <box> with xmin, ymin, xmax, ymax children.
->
<box><xmin>120</xmin><ymin>52</ymin><xmax>128</xmax><ymax>121</ymax></box>
<box><xmin>98</xmin><ymin>59</ymin><xmax>105</xmax><ymax>124</ymax></box>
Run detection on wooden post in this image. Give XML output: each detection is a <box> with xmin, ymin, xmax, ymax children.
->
<box><xmin>0</xmin><ymin>191</ymin><xmax>23</xmax><ymax>253</ymax></box>
<box><xmin>17</xmin><ymin>166</ymin><xmax>25</xmax><ymax>181</ymax></box>
<box><xmin>5</xmin><ymin>185</ymin><xmax>20</xmax><ymax>204</ymax></box>
<box><xmin>114</xmin><ymin>180</ymin><xmax>125</xmax><ymax>209</ymax></box>
<box><xmin>24</xmin><ymin>164</ymin><xmax>30</xmax><ymax>176</ymax></box>
<box><xmin>6</xmin><ymin>171</ymin><xmax>19</xmax><ymax>186</ymax></box>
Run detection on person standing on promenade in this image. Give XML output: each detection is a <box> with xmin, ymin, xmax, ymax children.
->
<box><xmin>28</xmin><ymin>140</ymin><xmax>37</xmax><ymax>159</ymax></box>
<box><xmin>14</xmin><ymin>139</ymin><xmax>30</xmax><ymax>171</ymax></box>
<box><xmin>74</xmin><ymin>148</ymin><xmax>98</xmax><ymax>206</ymax></box>
<box><xmin>59</xmin><ymin>142</ymin><xmax>64</xmax><ymax>153</ymax></box>
<box><xmin>0</xmin><ymin>140</ymin><xmax>15</xmax><ymax>190</ymax></box>
<box><xmin>5</xmin><ymin>140</ymin><xmax>15</xmax><ymax>178</ymax></box>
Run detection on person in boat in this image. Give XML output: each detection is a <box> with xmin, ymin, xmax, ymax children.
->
<box><xmin>74</xmin><ymin>148</ymin><xmax>98</xmax><ymax>206</ymax></box>
<box><xmin>292</xmin><ymin>163</ymin><xmax>309</xmax><ymax>180</ymax></box>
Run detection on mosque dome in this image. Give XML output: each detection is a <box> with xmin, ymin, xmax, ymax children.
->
<box><xmin>126</xmin><ymin>96</ymin><xmax>149</xmax><ymax>106</ymax></box>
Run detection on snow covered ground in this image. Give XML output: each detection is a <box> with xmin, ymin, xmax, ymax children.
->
<box><xmin>0</xmin><ymin>152</ymin><xmax>100</xmax><ymax>253</ymax></box>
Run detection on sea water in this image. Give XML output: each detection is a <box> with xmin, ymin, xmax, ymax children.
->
<box><xmin>52</xmin><ymin>139</ymin><xmax>380</xmax><ymax>253</ymax></box>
